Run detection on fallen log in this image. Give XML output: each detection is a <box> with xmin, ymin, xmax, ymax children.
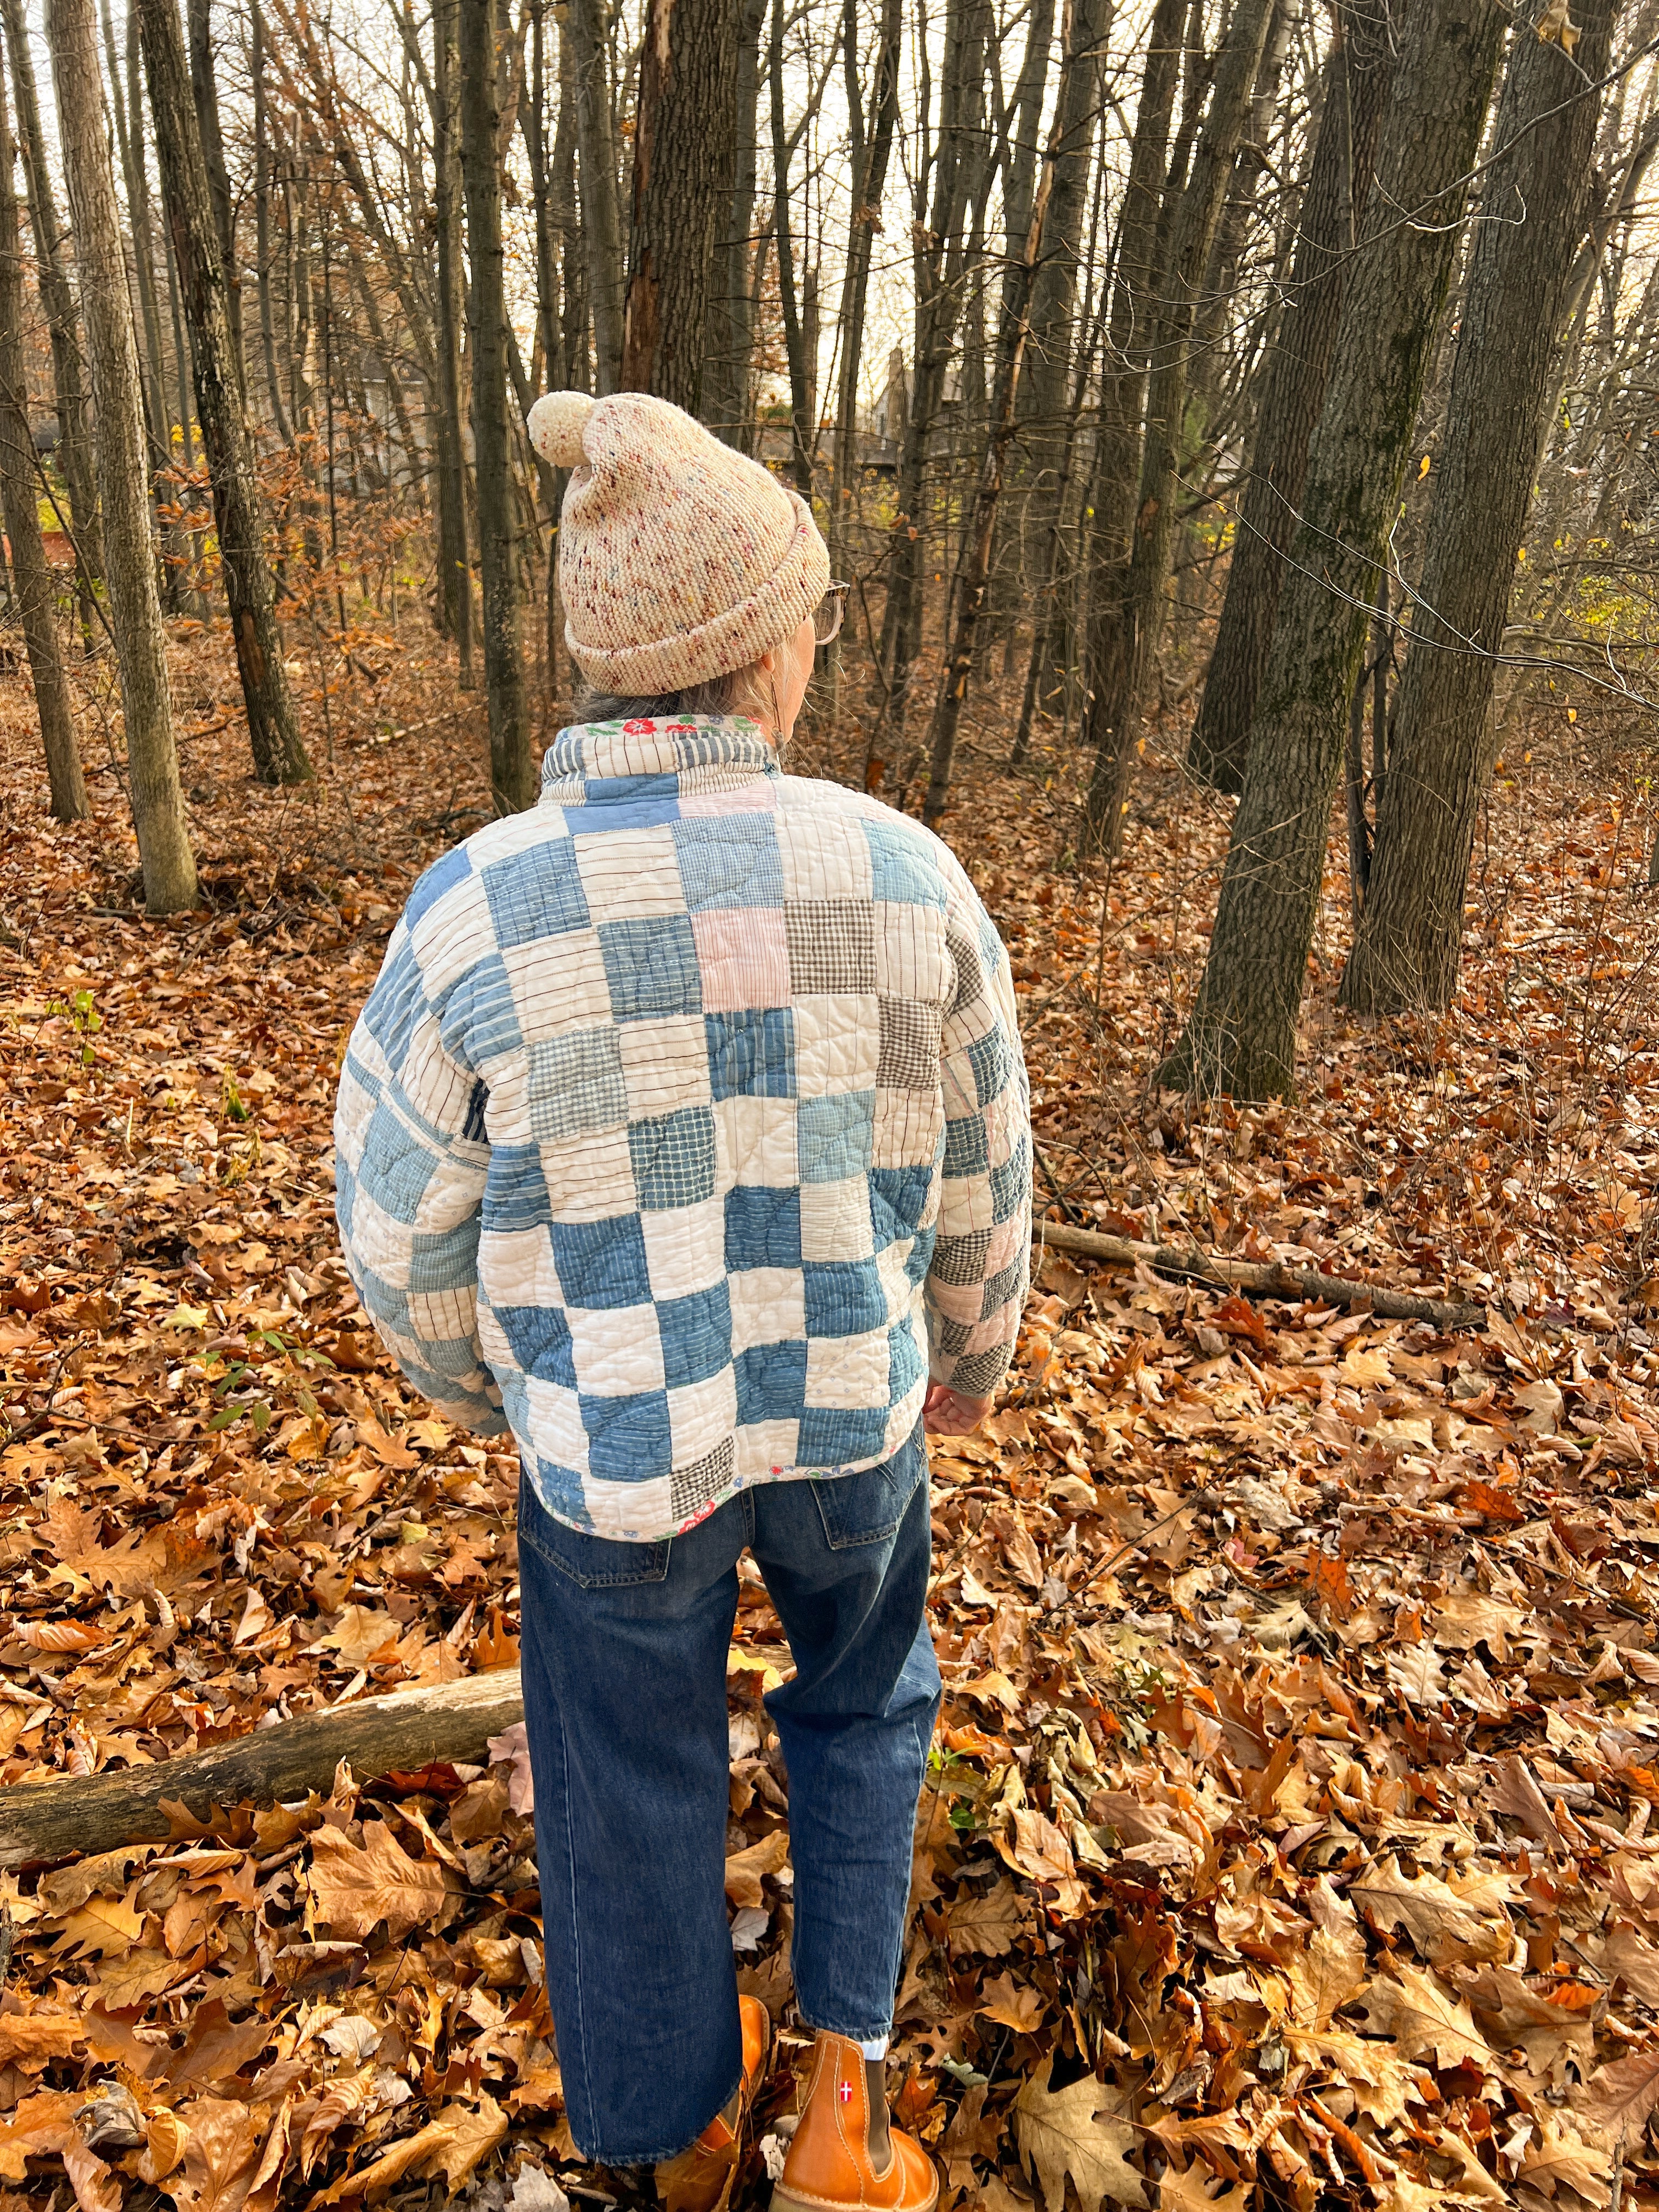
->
<box><xmin>0</xmin><ymin>1669</ymin><xmax>525</xmax><ymax>1870</ymax></box>
<box><xmin>1032</xmin><ymin>1216</ymin><xmax>1486</xmax><ymax>1333</ymax></box>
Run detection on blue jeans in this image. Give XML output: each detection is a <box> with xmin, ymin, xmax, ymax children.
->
<box><xmin>516</xmin><ymin>1424</ymin><xmax>941</xmax><ymax>2166</ymax></box>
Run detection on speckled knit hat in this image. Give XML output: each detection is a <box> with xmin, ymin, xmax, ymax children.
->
<box><xmin>526</xmin><ymin>390</ymin><xmax>831</xmax><ymax>696</ymax></box>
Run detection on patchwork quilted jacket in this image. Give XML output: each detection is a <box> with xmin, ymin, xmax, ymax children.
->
<box><xmin>334</xmin><ymin>716</ymin><xmax>1031</xmax><ymax>1540</ymax></box>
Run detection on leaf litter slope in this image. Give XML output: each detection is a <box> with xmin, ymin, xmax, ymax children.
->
<box><xmin>0</xmin><ymin>646</ymin><xmax>1658</xmax><ymax>2211</ymax></box>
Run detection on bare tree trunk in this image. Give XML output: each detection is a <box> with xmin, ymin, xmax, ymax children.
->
<box><xmin>0</xmin><ymin>36</ymin><xmax>86</xmax><ymax>821</ymax></box>
<box><xmin>186</xmin><ymin>0</ymin><xmax>244</xmax><ymax>390</ymax></box>
<box><xmin>251</xmin><ymin>0</ymin><xmax>293</xmax><ymax>444</ymax></box>
<box><xmin>1187</xmin><ymin>4</ymin><xmax>1393</xmax><ymax>794</ymax></box>
<box><xmin>0</xmin><ymin>0</ymin><xmax>100</xmax><ymax>587</ymax></box>
<box><xmin>460</xmin><ymin>0</ymin><xmax>533</xmax><ymax>812</ymax></box>
<box><xmin>1156</xmin><ymin>0</ymin><xmax>1505</xmax><ymax>1102</ymax></box>
<box><xmin>138</xmin><ymin>0</ymin><xmax>311</xmax><ymax>787</ymax></box>
<box><xmin>567</xmin><ymin>0</ymin><xmax>624</xmax><ymax>394</ymax></box>
<box><xmin>921</xmin><ymin>154</ymin><xmax>1055</xmax><ymax>826</ymax></box>
<box><xmin>622</xmin><ymin>0</ymin><xmax>736</xmax><ymax>416</ymax></box>
<box><xmin>1341</xmin><ymin>0</ymin><xmax>1620</xmax><ymax>1016</ymax></box>
<box><xmin>46</xmin><ymin>0</ymin><xmax>196</xmax><ymax>912</ymax></box>
<box><xmin>99</xmin><ymin>0</ymin><xmax>166</xmax><ymax>472</ymax></box>
<box><xmin>704</xmin><ymin>0</ymin><xmax>767</xmax><ymax>444</ymax></box>
<box><xmin>433</xmin><ymin>0</ymin><xmax>474</xmax><ymax>680</ymax></box>
<box><xmin>767</xmin><ymin>0</ymin><xmax>814</xmax><ymax>493</ymax></box>
<box><xmin>1079</xmin><ymin>0</ymin><xmax>1277</xmax><ymax>859</ymax></box>
<box><xmin>828</xmin><ymin>0</ymin><xmax>899</xmax><ymax>571</ymax></box>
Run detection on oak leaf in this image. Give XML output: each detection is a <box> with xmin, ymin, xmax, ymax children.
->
<box><xmin>308</xmin><ymin>1819</ymin><xmax>452</xmax><ymax>1942</ymax></box>
<box><xmin>309</xmin><ymin>2095</ymin><xmax>508</xmax><ymax>2203</ymax></box>
<box><xmin>1519</xmin><ymin>2117</ymin><xmax>1609</xmax><ymax>2202</ymax></box>
<box><xmin>1350</xmin><ymin>1855</ymin><xmax>1510</xmax><ymax>1968</ymax></box>
<box><xmin>1571</xmin><ymin>2047</ymin><xmax>1659</xmax><ymax>2142</ymax></box>
<box><xmin>163</xmin><ymin>2097</ymin><xmax>263</xmax><ymax>2212</ymax></box>
<box><xmin>945</xmin><ymin>1879</ymin><xmax>1028</xmax><ymax>1959</ymax></box>
<box><xmin>1352</xmin><ymin>1966</ymin><xmax>1490</xmax><ymax>2070</ymax></box>
<box><xmin>977</xmin><ymin>1970</ymin><xmax>1047</xmax><ymax>2033</ymax></box>
<box><xmin>1012</xmin><ymin>2053</ymin><xmax>1147</xmax><ymax>2212</ymax></box>
<box><xmin>724</xmin><ymin>1829</ymin><xmax>789</xmax><ymax>1908</ymax></box>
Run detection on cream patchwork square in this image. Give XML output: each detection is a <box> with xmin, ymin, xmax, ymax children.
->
<box><xmin>619</xmin><ymin>1014</ymin><xmax>713</xmax><ymax>1119</ymax></box>
<box><xmin>800</xmin><ymin>1176</ymin><xmax>875</xmax><ymax>1263</ymax></box>
<box><xmin>641</xmin><ymin>1197</ymin><xmax>727</xmax><ymax>1299</ymax></box>
<box><xmin>805</xmin><ymin>1330</ymin><xmax>890</xmax><ymax>1408</ymax></box>
<box><xmin>481</xmin><ymin>1224</ymin><xmax>560</xmax><ymax>1310</ymax></box>
<box><xmin>874</xmin><ymin>900</ymin><xmax>950</xmax><ymax>1002</ymax></box>
<box><xmin>524</xmin><ymin>1375</ymin><xmax>589</xmax><ymax>1470</ymax></box>
<box><xmin>872</xmin><ymin>1088</ymin><xmax>943</xmax><ymax>1170</ymax></box>
<box><xmin>582</xmin><ymin>1472</ymin><xmax>673</xmax><ymax>1538</ymax></box>
<box><xmin>574</xmin><ymin>826</ymin><xmax>685</xmax><ymax>921</ymax></box>
<box><xmin>503</xmin><ymin>929</ymin><xmax>612</xmax><ymax>1043</ymax></box>
<box><xmin>410</xmin><ymin>871</ymin><xmax>494</xmax><ymax>997</ymax></box>
<box><xmin>730</xmin><ymin>1266</ymin><xmax>806</xmax><ymax>1350</ymax></box>
<box><xmin>714</xmin><ymin>1094</ymin><xmax>798</xmax><ymax>1187</ymax></box>
<box><xmin>780</xmin><ymin>808</ymin><xmax>874</xmax><ymax>900</ymax></box>
<box><xmin>795</xmin><ymin>994</ymin><xmax>880</xmax><ymax>1095</ymax></box>
<box><xmin>567</xmin><ymin>1304</ymin><xmax>664</xmax><ymax>1396</ymax></box>
<box><xmin>468</xmin><ymin>806</ymin><xmax>571</xmax><ymax>870</ymax></box>
<box><xmin>734</xmin><ymin>1418</ymin><xmax>800</xmax><ymax>1480</ymax></box>
<box><xmin>667</xmin><ymin>1369</ymin><xmax>738</xmax><ymax>1465</ymax></box>
<box><xmin>537</xmin><ymin>1125</ymin><xmax>636</xmax><ymax>1221</ymax></box>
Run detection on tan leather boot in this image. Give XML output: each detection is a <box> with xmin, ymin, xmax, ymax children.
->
<box><xmin>772</xmin><ymin>2034</ymin><xmax>938</xmax><ymax>2212</ymax></box>
<box><xmin>654</xmin><ymin>1995</ymin><xmax>772</xmax><ymax>2212</ymax></box>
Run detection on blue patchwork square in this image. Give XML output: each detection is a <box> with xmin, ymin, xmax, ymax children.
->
<box><xmin>482</xmin><ymin>849</ymin><xmax>590</xmax><ymax>947</ymax></box>
<box><xmin>483</xmin><ymin>1144</ymin><xmax>554</xmax><ymax>1232</ymax></box>
<box><xmin>409</xmin><ymin>1223</ymin><xmax>483</xmax><ymax>1294</ymax></box>
<box><xmin>358</xmin><ymin>1120</ymin><xmax>444</xmax><ymax>1226</ymax></box>
<box><xmin>888</xmin><ymin>1321</ymin><xmax>924</xmax><ymax>1402</ymax></box>
<box><xmin>444</xmin><ymin>951</ymin><xmax>522</xmax><ymax>1066</ymax></box>
<box><xmin>990</xmin><ymin>1153</ymin><xmax>1027</xmax><ymax>1220</ymax></box>
<box><xmin>528</xmin><ymin>1028</ymin><xmax>627</xmax><ymax>1140</ymax></box>
<box><xmin>674</xmin><ymin>817</ymin><xmax>784</xmax><ymax>911</ymax></box>
<box><xmin>599</xmin><ymin>915</ymin><xmax>702</xmax><ymax>1022</ymax></box>
<box><xmin>802</xmin><ymin>1261</ymin><xmax>888</xmax><ymax>1338</ymax></box>
<box><xmin>943</xmin><ymin>1114</ymin><xmax>990</xmax><ymax>1176</ymax></box>
<box><xmin>869</xmin><ymin>1165</ymin><xmax>934</xmax><ymax>1248</ymax></box>
<box><xmin>405</xmin><ymin>844</ymin><xmax>473</xmax><ymax>928</ymax></box>
<box><xmin>360</xmin><ymin>938</ymin><xmax>427</xmax><ymax>1071</ymax></box>
<box><xmin>580</xmin><ymin>1389</ymin><xmax>673</xmax><ymax>1480</ymax></box>
<box><xmin>495</xmin><ymin>1302</ymin><xmax>577</xmax><ymax>1387</ymax></box>
<box><xmin>725</xmin><ymin>1186</ymin><xmax>801</xmax><ymax>1269</ymax></box>
<box><xmin>736</xmin><ymin>1340</ymin><xmax>806</xmax><ymax>1424</ymax></box>
<box><xmin>864</xmin><ymin>818</ymin><xmax>949</xmax><ymax>910</ymax></box>
<box><xmin>967</xmin><ymin>1028</ymin><xmax>1012</xmax><ymax>1108</ymax></box>
<box><xmin>629</xmin><ymin>1105</ymin><xmax>717</xmax><ymax>1210</ymax></box>
<box><xmin>798</xmin><ymin>1091</ymin><xmax>875</xmax><ymax>1183</ymax></box>
<box><xmin>659</xmin><ymin>1283</ymin><xmax>732</xmax><ymax>1388</ymax></box>
<box><xmin>798</xmin><ymin>1404</ymin><xmax>891</xmax><ymax>1466</ymax></box>
<box><xmin>580</xmin><ymin>794</ymin><xmax>682</xmax><ymax>831</ymax></box>
<box><xmin>706</xmin><ymin>1009</ymin><xmax>796</xmax><ymax>1100</ymax></box>
<box><xmin>904</xmin><ymin>1222</ymin><xmax>937</xmax><ymax>1285</ymax></box>
<box><xmin>463</xmin><ymin>1079</ymin><xmax>488</xmax><ymax>1143</ymax></box>
<box><xmin>551</xmin><ymin>1215</ymin><xmax>651</xmax><ymax>1309</ymax></box>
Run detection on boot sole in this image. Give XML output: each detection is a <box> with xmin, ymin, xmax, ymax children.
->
<box><xmin>770</xmin><ymin>2172</ymin><xmax>939</xmax><ymax>2212</ymax></box>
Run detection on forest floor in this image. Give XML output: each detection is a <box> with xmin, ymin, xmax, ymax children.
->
<box><xmin>1</xmin><ymin>619</ymin><xmax>1658</xmax><ymax>2212</ymax></box>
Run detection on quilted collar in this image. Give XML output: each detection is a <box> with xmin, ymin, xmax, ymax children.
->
<box><xmin>539</xmin><ymin>715</ymin><xmax>780</xmax><ymax>806</ymax></box>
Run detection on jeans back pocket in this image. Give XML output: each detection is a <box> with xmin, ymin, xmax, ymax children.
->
<box><xmin>519</xmin><ymin>1480</ymin><xmax>673</xmax><ymax>1590</ymax></box>
<box><xmin>810</xmin><ymin>1430</ymin><xmax>926</xmax><ymax>1550</ymax></box>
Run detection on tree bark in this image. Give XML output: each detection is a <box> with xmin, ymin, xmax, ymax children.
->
<box><xmin>460</xmin><ymin>0</ymin><xmax>533</xmax><ymax>813</ymax></box>
<box><xmin>186</xmin><ymin>0</ymin><xmax>244</xmax><ymax>391</ymax></box>
<box><xmin>0</xmin><ymin>1671</ymin><xmax>527</xmax><ymax>1869</ymax></box>
<box><xmin>0</xmin><ymin>0</ymin><xmax>100</xmax><ymax>585</ymax></box>
<box><xmin>98</xmin><ymin>0</ymin><xmax>167</xmax><ymax>475</ymax></box>
<box><xmin>1156</xmin><ymin>0</ymin><xmax>1505</xmax><ymax>1102</ymax></box>
<box><xmin>0</xmin><ymin>34</ymin><xmax>86</xmax><ymax>821</ymax></box>
<box><xmin>251</xmin><ymin>0</ymin><xmax>294</xmax><ymax>445</ymax></box>
<box><xmin>138</xmin><ymin>0</ymin><xmax>311</xmax><ymax>788</ymax></box>
<box><xmin>432</xmin><ymin>0</ymin><xmax>474</xmax><ymax>680</ymax></box>
<box><xmin>567</xmin><ymin>0</ymin><xmax>624</xmax><ymax>395</ymax></box>
<box><xmin>1340</xmin><ymin>0</ymin><xmax>1620</xmax><ymax>1016</ymax></box>
<box><xmin>704</xmin><ymin>0</ymin><xmax>768</xmax><ymax>445</ymax></box>
<box><xmin>46</xmin><ymin>0</ymin><xmax>196</xmax><ymax>913</ymax></box>
<box><xmin>827</xmin><ymin>0</ymin><xmax>899</xmax><ymax>564</ymax></box>
<box><xmin>1187</xmin><ymin>4</ymin><xmax>1394</xmax><ymax>794</ymax></box>
<box><xmin>1079</xmin><ymin>0</ymin><xmax>1277</xmax><ymax>859</ymax></box>
<box><xmin>767</xmin><ymin>0</ymin><xmax>814</xmax><ymax>493</ymax></box>
<box><xmin>622</xmin><ymin>0</ymin><xmax>736</xmax><ymax>417</ymax></box>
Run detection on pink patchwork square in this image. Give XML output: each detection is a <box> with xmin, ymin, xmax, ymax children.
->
<box><xmin>691</xmin><ymin>906</ymin><xmax>791</xmax><ymax>1011</ymax></box>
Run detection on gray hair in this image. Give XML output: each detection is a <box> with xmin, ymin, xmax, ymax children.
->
<box><xmin>578</xmin><ymin>660</ymin><xmax>772</xmax><ymax>724</ymax></box>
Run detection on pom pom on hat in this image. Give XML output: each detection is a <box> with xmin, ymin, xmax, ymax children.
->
<box><xmin>528</xmin><ymin>390</ymin><xmax>596</xmax><ymax>470</ymax></box>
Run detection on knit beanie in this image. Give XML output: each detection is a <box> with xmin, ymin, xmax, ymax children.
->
<box><xmin>527</xmin><ymin>390</ymin><xmax>832</xmax><ymax>697</ymax></box>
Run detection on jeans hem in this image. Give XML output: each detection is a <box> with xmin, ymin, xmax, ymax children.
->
<box><xmin>795</xmin><ymin>2015</ymin><xmax>893</xmax><ymax>2045</ymax></box>
<box><xmin>571</xmin><ymin>2051</ymin><xmax>748</xmax><ymax>2170</ymax></box>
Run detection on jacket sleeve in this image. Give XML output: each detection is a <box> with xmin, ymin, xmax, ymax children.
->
<box><xmin>925</xmin><ymin>877</ymin><xmax>1031</xmax><ymax>1399</ymax></box>
<box><xmin>332</xmin><ymin>923</ymin><xmax>506</xmax><ymax>1433</ymax></box>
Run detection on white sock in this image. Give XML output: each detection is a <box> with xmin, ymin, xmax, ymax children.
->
<box><xmin>859</xmin><ymin>2036</ymin><xmax>888</xmax><ymax>2062</ymax></box>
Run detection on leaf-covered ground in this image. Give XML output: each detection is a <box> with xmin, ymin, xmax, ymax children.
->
<box><xmin>2</xmin><ymin>630</ymin><xmax>1658</xmax><ymax>2212</ymax></box>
